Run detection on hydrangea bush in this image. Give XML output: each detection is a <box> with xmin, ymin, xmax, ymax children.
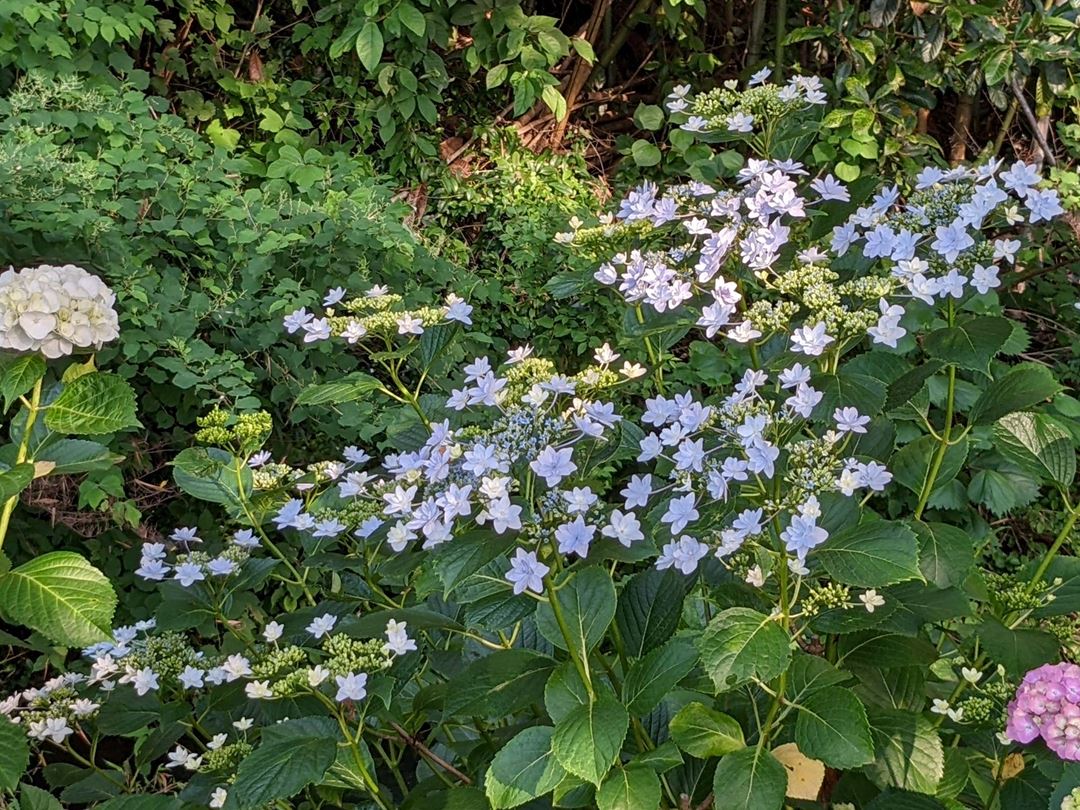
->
<box><xmin>3</xmin><ymin>75</ymin><xmax>1080</xmax><ymax>810</ymax></box>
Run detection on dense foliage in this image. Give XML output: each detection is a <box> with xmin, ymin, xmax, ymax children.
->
<box><xmin>2</xmin><ymin>2</ymin><xmax>1080</xmax><ymax>809</ymax></box>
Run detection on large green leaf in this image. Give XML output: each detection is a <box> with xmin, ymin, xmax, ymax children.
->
<box><xmin>171</xmin><ymin>447</ymin><xmax>252</xmax><ymax>513</ymax></box>
<box><xmin>0</xmin><ymin>719</ymin><xmax>29</xmax><ymax>791</ymax></box>
<box><xmin>976</xmin><ymin>617</ymin><xmax>1059</xmax><ymax>677</ymax></box>
<box><xmin>596</xmin><ymin>765</ymin><xmax>661</xmax><ymax>810</ymax></box>
<box><xmin>837</xmin><ymin>631</ymin><xmax>938</xmax><ymax>669</ymax></box>
<box><xmin>294</xmin><ymin>373</ymin><xmax>383</xmax><ymax>406</ymax></box>
<box><xmin>44</xmin><ymin>373</ymin><xmax>139</xmax><ymax>435</ymax></box>
<box><xmin>815</xmin><ymin>520</ymin><xmax>921</xmax><ymax>587</ymax></box>
<box><xmin>923</xmin><ymin>316</ymin><xmax>1011</xmax><ymax>372</ymax></box>
<box><xmin>433</xmin><ymin>531</ymin><xmax>517</xmax><ymax>596</ymax></box>
<box><xmin>356</xmin><ymin>21</ymin><xmax>384</xmax><ymax>72</ymax></box>
<box><xmin>623</xmin><ymin>638</ymin><xmax>697</xmax><ymax>716</ymax></box>
<box><xmin>697</xmin><ymin>608</ymin><xmax>791</xmax><ymax>693</ymax></box>
<box><xmin>18</xmin><ymin>784</ymin><xmax>63</xmax><ymax>810</ymax></box>
<box><xmin>911</xmin><ymin>522</ymin><xmax>973</xmax><ymax>589</ymax></box>
<box><xmin>866</xmin><ymin>708</ymin><xmax>944</xmax><ymax>795</ymax></box>
<box><xmin>891</xmin><ymin>435</ymin><xmax>968</xmax><ymax>496</ymax></box>
<box><xmin>794</xmin><ymin>686</ymin><xmax>874</xmax><ymax>769</ymax></box>
<box><xmin>230</xmin><ymin>717</ymin><xmax>338</xmax><ymax>808</ymax></box>
<box><xmin>0</xmin><ymin>551</ymin><xmax>116</xmax><ymax>646</ymax></box>
<box><xmin>711</xmin><ymin>746</ymin><xmax>787</xmax><ymax>810</ymax></box>
<box><xmin>444</xmin><ymin>649</ymin><xmax>556</xmax><ymax>718</ymax></box>
<box><xmin>536</xmin><ymin>566</ymin><xmax>616</xmax><ymax>655</ymax></box>
<box><xmin>969</xmin><ymin>363</ymin><xmax>1061</xmax><ymax>425</ymax></box>
<box><xmin>0</xmin><ymin>355</ymin><xmax>45</xmax><ymax>411</ymax></box>
<box><xmin>34</xmin><ymin>439</ymin><xmax>123</xmax><ymax>474</ymax></box>
<box><xmin>668</xmin><ymin>701</ymin><xmax>745</xmax><ymax>758</ymax></box>
<box><xmin>485</xmin><ymin>727</ymin><xmax>566</xmax><ymax>809</ymax></box>
<box><xmin>0</xmin><ymin>463</ymin><xmax>33</xmax><ymax>501</ymax></box>
<box><xmin>615</xmin><ymin>568</ymin><xmax>689</xmax><ymax>657</ymax></box>
<box><xmin>993</xmin><ymin>411</ymin><xmax>1075</xmax><ymax>487</ymax></box>
<box><xmin>552</xmin><ymin>693</ymin><xmax>629</xmax><ymax>786</ymax></box>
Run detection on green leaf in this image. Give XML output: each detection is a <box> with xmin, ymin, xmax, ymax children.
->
<box><xmin>0</xmin><ymin>551</ymin><xmax>116</xmax><ymax>646</ymax></box>
<box><xmin>230</xmin><ymin>718</ymin><xmax>338</xmax><ymax>808</ymax></box>
<box><xmin>623</xmin><ymin>638</ymin><xmax>697</xmax><ymax>716</ymax></box>
<box><xmin>993</xmin><ymin>411</ymin><xmax>1075</xmax><ymax>487</ymax></box>
<box><xmin>911</xmin><ymin>522</ymin><xmax>973</xmax><ymax>589</ymax></box>
<box><xmin>885</xmin><ymin>361</ymin><xmax>943</xmax><ymax>411</ymax></box>
<box><xmin>171</xmin><ymin>447</ymin><xmax>251</xmax><ymax>512</ymax></box>
<box><xmin>295</xmin><ymin>373</ymin><xmax>383</xmax><ymax>406</ymax></box>
<box><xmin>485</xmin><ymin>727</ymin><xmax>566</xmax><ymax>809</ymax></box>
<box><xmin>44</xmin><ymin>373</ymin><xmax>139</xmax><ymax>435</ymax></box>
<box><xmin>552</xmin><ymin>693</ymin><xmax>629</xmax><ymax>786</ymax></box>
<box><xmin>541</xmin><ymin>85</ymin><xmax>567</xmax><ymax>121</ymax></box>
<box><xmin>486</xmin><ymin>63</ymin><xmax>509</xmax><ymax>89</ymax></box>
<box><xmin>866</xmin><ymin>708</ymin><xmax>944</xmax><ymax>795</ymax></box>
<box><xmin>444</xmin><ymin>649</ymin><xmax>556</xmax><ymax>718</ymax></box>
<box><xmin>0</xmin><ymin>463</ymin><xmax>33</xmax><ymax>501</ymax></box>
<box><xmin>697</xmin><ymin>607</ymin><xmax>791</xmax><ymax>693</ymax></box>
<box><xmin>633</xmin><ymin>104</ymin><xmax>665</xmax><ymax>131</ymax></box>
<box><xmin>596</xmin><ymin>765</ymin><xmax>661</xmax><ymax>810</ymax></box>
<box><xmin>838</xmin><ymin>631</ymin><xmax>938</xmax><ymax>669</ymax></box>
<box><xmin>815</xmin><ymin>520</ymin><xmax>921</xmax><ymax>587</ymax></box>
<box><xmin>34</xmin><ymin>439</ymin><xmax>123</xmax><ymax>474</ymax></box>
<box><xmin>976</xmin><ymin>617</ymin><xmax>1059</xmax><ymax>677</ymax></box>
<box><xmin>630</xmin><ymin>139</ymin><xmax>662</xmax><ymax>167</ymax></box>
<box><xmin>432</xmin><ymin>530</ymin><xmax>516</xmax><ymax>596</ymax></box>
<box><xmin>711</xmin><ymin>747</ymin><xmax>787</xmax><ymax>810</ymax></box>
<box><xmin>982</xmin><ymin>47</ymin><xmax>1013</xmax><ymax>86</ymax></box>
<box><xmin>0</xmin><ymin>355</ymin><xmax>45</xmax><ymax>412</ymax></box>
<box><xmin>570</xmin><ymin>37</ymin><xmax>596</xmax><ymax>62</ymax></box>
<box><xmin>18</xmin><ymin>784</ymin><xmax>62</xmax><ymax>810</ymax></box>
<box><xmin>969</xmin><ymin>363</ymin><xmax>1061</xmax><ymax>425</ymax></box>
<box><xmin>616</xmin><ymin>569</ymin><xmax>689</xmax><ymax>657</ymax></box>
<box><xmin>794</xmin><ymin>687</ymin><xmax>874</xmax><ymax>769</ymax></box>
<box><xmin>536</xmin><ymin>566</ymin><xmax>616</xmax><ymax>655</ymax></box>
<box><xmin>545</xmin><ymin>663</ymin><xmax>592</xmax><ymax>724</ymax></box>
<box><xmin>923</xmin><ymin>316</ymin><xmax>1012</xmax><ymax>373</ymax></box>
<box><xmin>356</xmin><ymin>21</ymin><xmax>384</xmax><ymax>72</ymax></box>
<box><xmin>891</xmin><ymin>435</ymin><xmax>968</xmax><ymax>497</ymax></box>
<box><xmin>0</xmin><ymin>720</ymin><xmax>29</xmax><ymax>791</ymax></box>
<box><xmin>668</xmin><ymin>701</ymin><xmax>745</xmax><ymax>758</ymax></box>
<box><xmin>397</xmin><ymin>2</ymin><xmax>426</xmax><ymax>36</ymax></box>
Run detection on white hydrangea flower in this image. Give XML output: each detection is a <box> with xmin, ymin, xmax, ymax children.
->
<box><xmin>0</xmin><ymin>264</ymin><xmax>120</xmax><ymax>358</ymax></box>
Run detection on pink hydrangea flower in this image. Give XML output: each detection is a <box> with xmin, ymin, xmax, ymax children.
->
<box><xmin>1006</xmin><ymin>663</ymin><xmax>1080</xmax><ymax>760</ymax></box>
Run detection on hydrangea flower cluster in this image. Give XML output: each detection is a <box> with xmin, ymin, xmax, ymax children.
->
<box><xmin>565</xmin><ymin>78</ymin><xmax>1061</xmax><ymax>359</ymax></box>
<box><xmin>666</xmin><ymin>68</ymin><xmax>826</xmax><ymax>136</ymax></box>
<box><xmin>0</xmin><ymin>264</ymin><xmax>120</xmax><ymax>358</ymax></box>
<box><xmin>631</xmin><ymin>366</ymin><xmax>888</xmax><ymax>575</ymax></box>
<box><xmin>267</xmin><ymin>345</ymin><xmax>644</xmax><ymax>594</ymax></box>
<box><xmin>282</xmin><ymin>284</ymin><xmax>473</xmax><ymax>343</ymax></box>
<box><xmin>1005</xmin><ymin>663</ymin><xmax>1080</xmax><ymax>760</ymax></box>
<box><xmin>134</xmin><ymin>526</ymin><xmax>259</xmax><ymax>585</ymax></box>
<box><xmin>2</xmin><ymin>612</ymin><xmax>415</xmax><ymax>803</ymax></box>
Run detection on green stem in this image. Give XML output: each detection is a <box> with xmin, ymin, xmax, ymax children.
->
<box><xmin>1028</xmin><ymin>497</ymin><xmax>1080</xmax><ymax>591</ymax></box>
<box><xmin>773</xmin><ymin>0</ymin><xmax>787</xmax><ymax>79</ymax></box>
<box><xmin>914</xmin><ymin>364</ymin><xmax>955</xmax><ymax>520</ymax></box>
<box><xmin>543</xmin><ymin>573</ymin><xmax>595</xmax><ymax>700</ymax></box>
<box><xmin>0</xmin><ymin>377</ymin><xmax>43</xmax><ymax>553</ymax></box>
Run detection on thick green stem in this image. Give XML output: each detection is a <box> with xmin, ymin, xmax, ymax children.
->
<box><xmin>914</xmin><ymin>364</ymin><xmax>956</xmax><ymax>520</ymax></box>
<box><xmin>0</xmin><ymin>377</ymin><xmax>43</xmax><ymax>553</ymax></box>
<box><xmin>543</xmin><ymin>573</ymin><xmax>595</xmax><ymax>700</ymax></box>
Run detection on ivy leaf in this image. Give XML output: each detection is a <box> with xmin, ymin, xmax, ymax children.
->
<box><xmin>355</xmin><ymin>21</ymin><xmax>384</xmax><ymax>72</ymax></box>
<box><xmin>0</xmin><ymin>551</ymin><xmax>116</xmax><ymax>646</ymax></box>
<box><xmin>968</xmin><ymin>363</ymin><xmax>1061</xmax><ymax>425</ymax></box>
<box><xmin>993</xmin><ymin>411</ymin><xmax>1075</xmax><ymax>487</ymax></box>
<box><xmin>815</xmin><ymin>520</ymin><xmax>921</xmax><ymax>587</ymax></box>
<box><xmin>0</xmin><ymin>355</ymin><xmax>45</xmax><ymax>412</ymax></box>
<box><xmin>0</xmin><ymin>719</ymin><xmax>29</xmax><ymax>791</ymax></box>
<box><xmin>44</xmin><ymin>373</ymin><xmax>140</xmax><ymax>435</ymax></box>
<box><xmin>552</xmin><ymin>693</ymin><xmax>629</xmax><ymax>786</ymax></box>
<box><xmin>923</xmin><ymin>316</ymin><xmax>1012</xmax><ymax>373</ymax></box>
<box><xmin>794</xmin><ymin>687</ymin><xmax>874</xmax><ymax>769</ymax></box>
<box><xmin>668</xmin><ymin>701</ymin><xmax>745</xmax><ymax>758</ymax></box>
<box><xmin>230</xmin><ymin>718</ymin><xmax>338</xmax><ymax>808</ymax></box>
<box><xmin>536</xmin><ymin>566</ymin><xmax>616</xmax><ymax>655</ymax></box>
<box><xmin>485</xmin><ymin>727</ymin><xmax>566</xmax><ymax>809</ymax></box>
<box><xmin>711</xmin><ymin>746</ymin><xmax>787</xmax><ymax>810</ymax></box>
<box><xmin>596</xmin><ymin>765</ymin><xmax>661</xmax><ymax>810</ymax></box>
<box><xmin>697</xmin><ymin>607</ymin><xmax>791</xmax><ymax>693</ymax></box>
<box><xmin>623</xmin><ymin>638</ymin><xmax>697</xmax><ymax>716</ymax></box>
